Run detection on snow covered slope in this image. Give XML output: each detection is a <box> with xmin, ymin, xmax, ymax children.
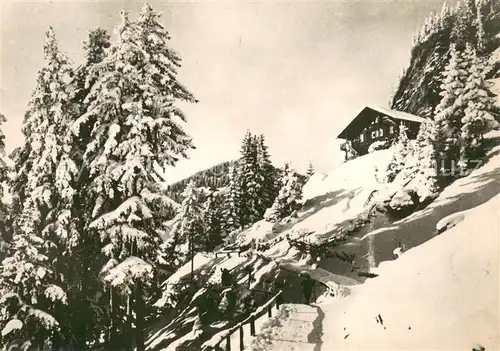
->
<box><xmin>302</xmin><ymin>148</ymin><xmax>391</xmax><ymax>202</ymax></box>
<box><xmin>241</xmin><ymin>149</ymin><xmax>392</xmax><ymax>251</ymax></box>
<box><xmin>251</xmin><ymin>131</ymin><xmax>500</xmax><ymax>351</ymax></box>
<box><xmin>319</xmin><ymin>193</ymin><xmax>500</xmax><ymax>350</ymax></box>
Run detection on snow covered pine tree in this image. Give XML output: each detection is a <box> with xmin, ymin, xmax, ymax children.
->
<box><xmin>167</xmin><ymin>180</ymin><xmax>204</xmax><ymax>266</ymax></box>
<box><xmin>238</xmin><ymin>131</ymin><xmax>260</xmax><ymax>226</ymax></box>
<box><xmin>385</xmin><ymin>123</ymin><xmax>411</xmax><ymax>183</ymax></box>
<box><xmin>0</xmin><ymin>113</ymin><xmax>9</xmax><ymax>257</ymax></box>
<box><xmin>69</xmin><ymin>6</ymin><xmax>197</xmax><ymax>350</ymax></box>
<box><xmin>202</xmin><ymin>188</ymin><xmax>225</xmax><ymax>251</ymax></box>
<box><xmin>222</xmin><ymin>162</ymin><xmax>242</xmax><ymax>234</ymax></box>
<box><xmin>264</xmin><ymin>163</ymin><xmax>303</xmax><ymax>223</ymax></box>
<box><xmin>401</xmin><ymin>119</ymin><xmax>440</xmax><ymax>205</ymax></box>
<box><xmin>460</xmin><ymin>44</ymin><xmax>499</xmax><ymax>164</ymax></box>
<box><xmin>434</xmin><ymin>44</ymin><xmax>469</xmax><ymax>180</ymax></box>
<box><xmin>1</xmin><ymin>28</ymin><xmax>78</xmax><ymax>349</ymax></box>
<box><xmin>255</xmin><ymin>134</ymin><xmax>279</xmax><ymax>218</ymax></box>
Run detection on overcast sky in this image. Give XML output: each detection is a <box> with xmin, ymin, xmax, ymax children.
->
<box><xmin>1</xmin><ymin>0</ymin><xmax>448</xmax><ymax>183</ymax></box>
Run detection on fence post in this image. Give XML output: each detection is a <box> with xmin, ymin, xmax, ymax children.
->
<box><xmin>250</xmin><ymin>317</ymin><xmax>256</xmax><ymax>336</ymax></box>
<box><xmin>239</xmin><ymin>325</ymin><xmax>244</xmax><ymax>351</ymax></box>
<box><xmin>267</xmin><ymin>304</ymin><xmax>272</xmax><ymax>318</ymax></box>
<box><xmin>225</xmin><ymin>335</ymin><xmax>231</xmax><ymax>351</ymax></box>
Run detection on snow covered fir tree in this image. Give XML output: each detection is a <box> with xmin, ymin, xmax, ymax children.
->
<box><xmin>264</xmin><ymin>163</ymin><xmax>303</xmax><ymax>223</ymax></box>
<box><xmin>1</xmin><ymin>0</ymin><xmax>499</xmax><ymax>350</ymax></box>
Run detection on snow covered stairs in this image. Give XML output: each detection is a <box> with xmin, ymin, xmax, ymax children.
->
<box><xmin>255</xmin><ymin>303</ymin><xmax>321</xmax><ymax>351</ymax></box>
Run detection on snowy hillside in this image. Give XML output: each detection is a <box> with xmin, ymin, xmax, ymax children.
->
<box><xmin>145</xmin><ymin>148</ymin><xmax>402</xmax><ymax>349</ymax></box>
<box><xmin>318</xmin><ymin>193</ymin><xmax>499</xmax><ymax>350</ymax></box>
<box><xmin>147</xmin><ymin>131</ymin><xmax>500</xmax><ymax>350</ymax></box>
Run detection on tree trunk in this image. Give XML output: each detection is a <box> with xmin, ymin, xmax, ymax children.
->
<box><xmin>109</xmin><ymin>287</ymin><xmax>120</xmax><ymax>349</ymax></box>
<box><xmin>124</xmin><ymin>294</ymin><xmax>134</xmax><ymax>351</ymax></box>
<box><xmin>74</xmin><ymin>251</ymin><xmax>88</xmax><ymax>349</ymax></box>
<box><xmin>135</xmin><ymin>281</ymin><xmax>145</xmax><ymax>351</ymax></box>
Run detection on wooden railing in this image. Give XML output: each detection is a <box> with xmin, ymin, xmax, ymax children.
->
<box><xmin>202</xmin><ymin>290</ymin><xmax>283</xmax><ymax>351</ymax></box>
<box><xmin>214</xmin><ymin>243</ymin><xmax>252</xmax><ymax>258</ymax></box>
<box><xmin>364</xmin><ymin>190</ymin><xmax>379</xmax><ymax>206</ymax></box>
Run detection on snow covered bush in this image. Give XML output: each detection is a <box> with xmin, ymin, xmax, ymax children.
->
<box><xmin>368</xmin><ymin>140</ymin><xmax>391</xmax><ymax>153</ymax></box>
<box><xmin>388</xmin><ymin>187</ymin><xmax>416</xmax><ymax>211</ymax></box>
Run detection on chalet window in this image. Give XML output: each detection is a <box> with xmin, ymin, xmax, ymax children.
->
<box><xmin>389</xmin><ymin>126</ymin><xmax>394</xmax><ymax>134</ymax></box>
<box><xmin>371</xmin><ymin>128</ymin><xmax>384</xmax><ymax>139</ymax></box>
<box><xmin>360</xmin><ymin>133</ymin><xmax>365</xmax><ymax>142</ymax></box>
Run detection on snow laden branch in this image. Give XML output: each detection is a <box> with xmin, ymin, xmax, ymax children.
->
<box><xmin>102</xmin><ymin>256</ymin><xmax>153</xmax><ymax>296</ymax></box>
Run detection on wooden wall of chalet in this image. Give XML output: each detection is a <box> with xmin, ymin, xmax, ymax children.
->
<box><xmin>350</xmin><ymin>115</ymin><xmax>420</xmax><ymax>155</ymax></box>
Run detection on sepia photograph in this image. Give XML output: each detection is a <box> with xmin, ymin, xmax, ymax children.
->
<box><xmin>0</xmin><ymin>0</ymin><xmax>499</xmax><ymax>350</ymax></box>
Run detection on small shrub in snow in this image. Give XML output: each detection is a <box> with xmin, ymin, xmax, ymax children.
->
<box><xmin>389</xmin><ymin>187</ymin><xmax>415</xmax><ymax>211</ymax></box>
<box><xmin>368</xmin><ymin>140</ymin><xmax>391</xmax><ymax>153</ymax></box>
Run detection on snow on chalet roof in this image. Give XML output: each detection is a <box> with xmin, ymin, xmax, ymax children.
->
<box><xmin>337</xmin><ymin>105</ymin><xmax>424</xmax><ymax>139</ymax></box>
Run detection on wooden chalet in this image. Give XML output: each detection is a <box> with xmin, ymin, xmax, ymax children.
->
<box><xmin>337</xmin><ymin>105</ymin><xmax>424</xmax><ymax>156</ymax></box>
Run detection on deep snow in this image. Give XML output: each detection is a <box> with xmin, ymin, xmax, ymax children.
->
<box><xmin>319</xmin><ymin>192</ymin><xmax>499</xmax><ymax>350</ymax></box>
<box><xmin>251</xmin><ymin>131</ymin><xmax>500</xmax><ymax>351</ymax></box>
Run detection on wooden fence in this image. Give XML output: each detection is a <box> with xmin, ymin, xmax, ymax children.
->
<box><xmin>364</xmin><ymin>190</ymin><xmax>379</xmax><ymax>207</ymax></box>
<box><xmin>202</xmin><ymin>290</ymin><xmax>283</xmax><ymax>351</ymax></box>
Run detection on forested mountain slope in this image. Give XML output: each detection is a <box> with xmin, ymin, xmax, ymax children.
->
<box><xmin>392</xmin><ymin>0</ymin><xmax>500</xmax><ymax>117</ymax></box>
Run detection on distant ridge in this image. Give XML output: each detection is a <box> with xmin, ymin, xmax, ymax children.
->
<box><xmin>165</xmin><ymin>160</ymin><xmax>234</xmax><ymax>202</ymax></box>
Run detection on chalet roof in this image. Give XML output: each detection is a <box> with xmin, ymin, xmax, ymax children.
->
<box><xmin>336</xmin><ymin>105</ymin><xmax>425</xmax><ymax>139</ymax></box>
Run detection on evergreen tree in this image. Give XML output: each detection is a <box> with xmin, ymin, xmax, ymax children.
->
<box><xmin>73</xmin><ymin>7</ymin><xmax>196</xmax><ymax>349</ymax></box>
<box><xmin>168</xmin><ymin>181</ymin><xmax>204</xmax><ymax>261</ymax></box>
<box><xmin>264</xmin><ymin>163</ymin><xmax>303</xmax><ymax>223</ymax></box>
<box><xmin>202</xmin><ymin>188</ymin><xmax>224</xmax><ymax>251</ymax></box>
<box><xmin>68</xmin><ymin>27</ymin><xmax>112</xmax><ymax>348</ymax></box>
<box><xmin>460</xmin><ymin>46</ymin><xmax>499</xmax><ymax>162</ymax></box>
<box><xmin>402</xmin><ymin>119</ymin><xmax>440</xmax><ymax>203</ymax></box>
<box><xmin>0</xmin><ymin>113</ymin><xmax>9</xmax><ymax>253</ymax></box>
<box><xmin>434</xmin><ymin>44</ymin><xmax>469</xmax><ymax>177</ymax></box>
<box><xmin>237</xmin><ymin>131</ymin><xmax>259</xmax><ymax>226</ymax></box>
<box><xmin>385</xmin><ymin>124</ymin><xmax>411</xmax><ymax>183</ymax></box>
<box><xmin>1</xmin><ymin>27</ymin><xmax>78</xmax><ymax>349</ymax></box>
<box><xmin>73</xmin><ymin>28</ymin><xmax>111</xmax><ymax>108</ymax></box>
<box><xmin>438</xmin><ymin>2</ymin><xmax>453</xmax><ymax>31</ymax></box>
<box><xmin>222</xmin><ymin>162</ymin><xmax>241</xmax><ymax>234</ymax></box>
<box><xmin>451</xmin><ymin>0</ymin><xmax>476</xmax><ymax>49</ymax></box>
<box><xmin>475</xmin><ymin>0</ymin><xmax>487</xmax><ymax>53</ymax></box>
<box><xmin>255</xmin><ymin>134</ymin><xmax>278</xmax><ymax>216</ymax></box>
<box><xmin>306</xmin><ymin>161</ymin><xmax>315</xmax><ymax>180</ymax></box>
